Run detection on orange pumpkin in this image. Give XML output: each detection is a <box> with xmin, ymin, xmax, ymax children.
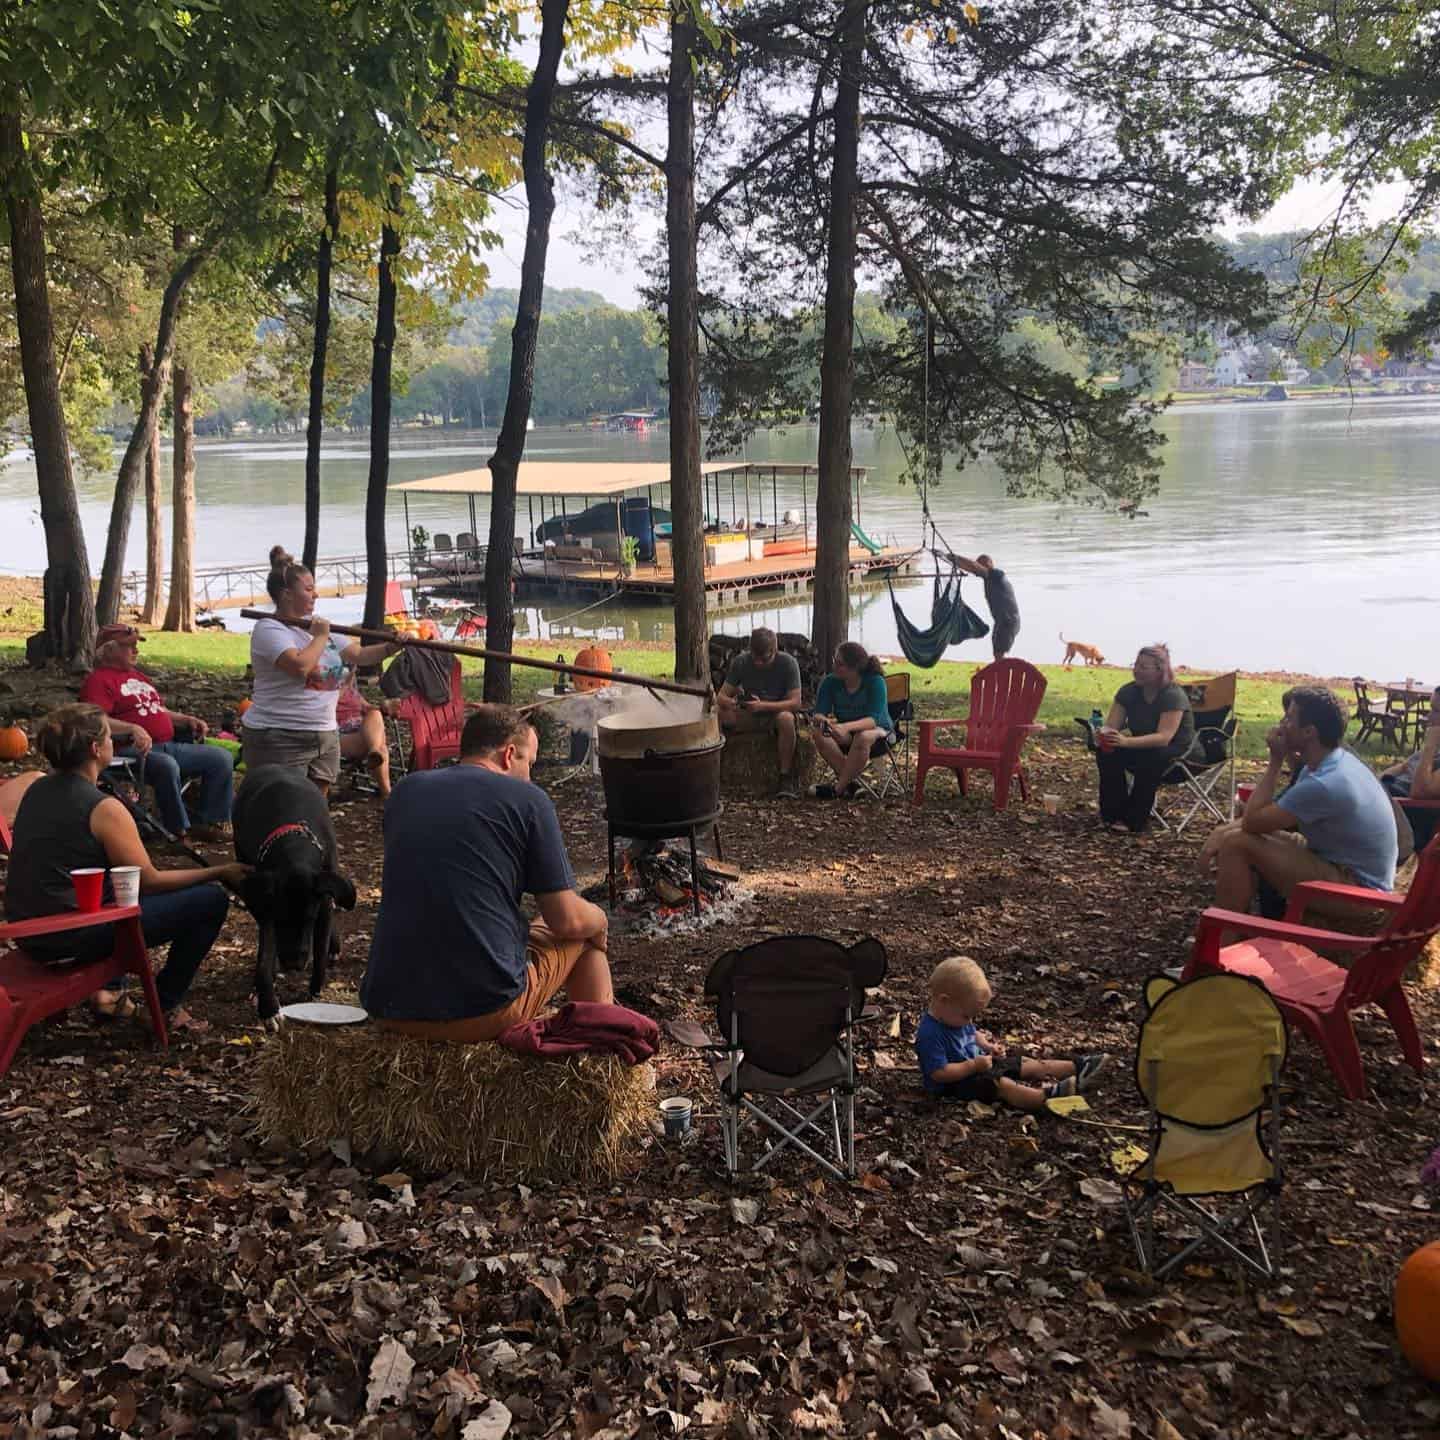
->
<box><xmin>237</xmin><ymin>698</ymin><xmax>253</xmax><ymax>716</ymax></box>
<box><xmin>0</xmin><ymin>725</ymin><xmax>27</xmax><ymax>761</ymax></box>
<box><xmin>1396</xmin><ymin>1240</ymin><xmax>1440</xmax><ymax>1380</ymax></box>
<box><xmin>572</xmin><ymin>645</ymin><xmax>613</xmax><ymax>692</ymax></box>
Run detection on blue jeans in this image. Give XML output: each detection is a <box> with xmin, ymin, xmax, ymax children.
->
<box><xmin>118</xmin><ymin>741</ymin><xmax>234</xmax><ymax>833</ymax></box>
<box><xmin>45</xmin><ymin>884</ymin><xmax>232</xmax><ymax>1012</ymax></box>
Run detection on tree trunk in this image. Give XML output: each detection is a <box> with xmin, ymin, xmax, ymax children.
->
<box><xmin>303</xmin><ymin>166</ymin><xmax>339</xmax><ymax>573</ymax></box>
<box><xmin>667</xmin><ymin>8</ymin><xmax>707</xmax><ymax>685</ymax></box>
<box><xmin>138</xmin><ymin>344</ymin><xmax>165</xmax><ymax>625</ymax></box>
<box><xmin>162</xmin><ymin>362</ymin><xmax>196</xmax><ymax>632</ymax></box>
<box><xmin>95</xmin><ymin>233</ymin><xmax>210</xmax><ymax>625</ymax></box>
<box><xmin>0</xmin><ymin>108</ymin><xmax>96</xmax><ymax>666</ymax></box>
<box><xmin>363</xmin><ymin>192</ymin><xmax>401</xmax><ymax>631</ymax></box>
<box><xmin>483</xmin><ymin>0</ymin><xmax>570</xmax><ymax>702</ymax></box>
<box><xmin>811</xmin><ymin>0</ymin><xmax>867</xmax><ymax>665</ymax></box>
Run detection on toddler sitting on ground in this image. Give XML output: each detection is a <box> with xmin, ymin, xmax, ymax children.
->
<box><xmin>915</xmin><ymin>956</ymin><xmax>1108</xmax><ymax>1111</ymax></box>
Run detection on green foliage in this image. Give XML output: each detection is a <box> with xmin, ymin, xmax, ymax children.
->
<box><xmin>479</xmin><ymin>305</ymin><xmax>664</xmax><ymax>421</ymax></box>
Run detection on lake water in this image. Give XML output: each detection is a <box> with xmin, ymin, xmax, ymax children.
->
<box><xmin>1</xmin><ymin>395</ymin><xmax>1437</xmax><ymax>678</ymax></box>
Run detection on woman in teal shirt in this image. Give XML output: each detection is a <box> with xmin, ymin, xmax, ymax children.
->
<box><xmin>809</xmin><ymin>642</ymin><xmax>893</xmax><ymax>799</ymax></box>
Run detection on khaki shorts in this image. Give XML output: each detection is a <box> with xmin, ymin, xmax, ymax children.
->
<box><xmin>242</xmin><ymin>726</ymin><xmax>341</xmax><ymax>785</ymax></box>
<box><xmin>374</xmin><ymin>922</ymin><xmax>588</xmax><ymax>1044</ymax></box>
<box><xmin>1268</xmin><ymin>831</ymin><xmax>1357</xmax><ymax>893</ymax></box>
<box><xmin>723</xmin><ymin>709</ymin><xmax>778</xmax><ymax>735</ymax></box>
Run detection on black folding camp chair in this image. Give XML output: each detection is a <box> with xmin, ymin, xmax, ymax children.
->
<box><xmin>100</xmin><ymin>752</ymin><xmax>209</xmax><ymax>866</ymax></box>
<box><xmin>671</xmin><ymin>934</ymin><xmax>888</xmax><ymax>1181</ymax></box>
<box><xmin>856</xmin><ymin>672</ymin><xmax>913</xmax><ymax>802</ymax></box>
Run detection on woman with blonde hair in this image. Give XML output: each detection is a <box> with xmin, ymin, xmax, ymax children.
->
<box><xmin>1094</xmin><ymin>643</ymin><xmax>1194</xmax><ymax>833</ymax></box>
<box><xmin>243</xmin><ymin>551</ymin><xmax>399</xmax><ymax>794</ymax></box>
<box><xmin>4</xmin><ymin>705</ymin><xmax>247</xmax><ymax>1029</ymax></box>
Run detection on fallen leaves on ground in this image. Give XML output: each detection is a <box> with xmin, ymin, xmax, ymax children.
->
<box><xmin>0</xmin><ymin>662</ymin><xmax>1437</xmax><ymax>1437</ymax></box>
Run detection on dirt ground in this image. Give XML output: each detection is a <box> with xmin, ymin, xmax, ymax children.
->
<box><xmin>1</xmin><ymin>663</ymin><xmax>1438</xmax><ymax>1440</ymax></box>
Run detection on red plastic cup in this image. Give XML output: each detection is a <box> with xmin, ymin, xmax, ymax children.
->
<box><xmin>70</xmin><ymin>868</ymin><xmax>104</xmax><ymax>913</ymax></box>
<box><xmin>1097</xmin><ymin>731</ymin><xmax>1117</xmax><ymax>752</ymax></box>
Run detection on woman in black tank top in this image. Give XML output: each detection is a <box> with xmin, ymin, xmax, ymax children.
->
<box><xmin>6</xmin><ymin>705</ymin><xmax>249</xmax><ymax>1031</ymax></box>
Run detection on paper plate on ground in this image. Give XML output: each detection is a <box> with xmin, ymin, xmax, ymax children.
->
<box><xmin>279</xmin><ymin>1002</ymin><xmax>368</xmax><ymax>1025</ymax></box>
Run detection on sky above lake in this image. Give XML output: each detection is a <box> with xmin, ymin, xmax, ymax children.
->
<box><xmin>485</xmin><ymin>174</ymin><xmax>1413</xmax><ymax>311</ymax></box>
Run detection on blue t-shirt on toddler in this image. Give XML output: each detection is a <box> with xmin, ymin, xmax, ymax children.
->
<box><xmin>914</xmin><ymin>1012</ymin><xmax>988</xmax><ymax>1093</ymax></box>
<box><xmin>1277</xmin><ymin>747</ymin><xmax>1397</xmax><ymax>891</ymax></box>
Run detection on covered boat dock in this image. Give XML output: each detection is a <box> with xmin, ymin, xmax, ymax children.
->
<box><xmin>394</xmin><ymin>461</ymin><xmax>919</xmax><ymax>609</ymax></box>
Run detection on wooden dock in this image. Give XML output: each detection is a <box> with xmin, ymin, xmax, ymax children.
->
<box><xmin>505</xmin><ymin>544</ymin><xmax>921</xmax><ymax>608</ymax></box>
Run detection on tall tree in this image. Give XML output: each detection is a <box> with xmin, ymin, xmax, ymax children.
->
<box><xmin>699</xmin><ymin>0</ymin><xmax>1277</xmax><ymax>654</ymax></box>
<box><xmin>666</xmin><ymin>7</ymin><xmax>707</xmax><ymax>685</ymax></box>
<box><xmin>484</xmin><ymin>0</ymin><xmax>572</xmax><ymax>702</ymax></box>
<box><xmin>138</xmin><ymin>344</ymin><xmax>165</xmax><ymax>625</ymax></box>
<box><xmin>303</xmin><ymin>166</ymin><xmax>341</xmax><ymax>573</ymax></box>
<box><xmin>811</xmin><ymin>0</ymin><xmax>866</xmax><ymax>666</ymax></box>
<box><xmin>363</xmin><ymin>193</ymin><xmax>403</xmax><ymax>631</ymax></box>
<box><xmin>0</xmin><ymin>108</ymin><xmax>97</xmax><ymax>666</ymax></box>
<box><xmin>163</xmin><ymin>360</ymin><xmax>197</xmax><ymax>632</ymax></box>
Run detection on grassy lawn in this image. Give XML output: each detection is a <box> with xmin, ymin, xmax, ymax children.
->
<box><xmin>0</xmin><ymin>625</ymin><xmax>1405</xmax><ymax>766</ymax></box>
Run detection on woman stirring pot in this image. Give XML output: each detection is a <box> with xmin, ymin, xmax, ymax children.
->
<box><xmin>242</xmin><ymin>551</ymin><xmax>399</xmax><ymax>795</ymax></box>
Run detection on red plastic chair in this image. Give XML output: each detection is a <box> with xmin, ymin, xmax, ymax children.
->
<box><xmin>1181</xmin><ymin>834</ymin><xmax>1440</xmax><ymax>1099</ymax></box>
<box><xmin>0</xmin><ymin>811</ymin><xmax>11</xmax><ymax>856</ymax></box>
<box><xmin>393</xmin><ymin>658</ymin><xmax>468</xmax><ymax>772</ymax></box>
<box><xmin>0</xmin><ymin>906</ymin><xmax>167</xmax><ymax>1076</ymax></box>
<box><xmin>912</xmin><ymin>658</ymin><xmax>1047</xmax><ymax>811</ymax></box>
<box><xmin>383</xmin><ymin>580</ymin><xmax>407</xmax><ymax>617</ymax></box>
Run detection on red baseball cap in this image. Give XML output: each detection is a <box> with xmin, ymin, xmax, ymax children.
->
<box><xmin>96</xmin><ymin>624</ymin><xmax>143</xmax><ymax>648</ymax></box>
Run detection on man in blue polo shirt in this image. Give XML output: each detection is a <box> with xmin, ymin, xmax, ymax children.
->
<box><xmin>1202</xmin><ymin>685</ymin><xmax>1397</xmax><ymax>913</ymax></box>
<box><xmin>361</xmin><ymin>704</ymin><xmax>611</xmax><ymax>1041</ymax></box>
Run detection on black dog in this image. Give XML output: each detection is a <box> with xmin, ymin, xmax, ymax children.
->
<box><xmin>233</xmin><ymin>765</ymin><xmax>357</xmax><ymax>1022</ymax></box>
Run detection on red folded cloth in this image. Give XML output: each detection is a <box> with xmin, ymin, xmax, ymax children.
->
<box><xmin>497</xmin><ymin>1001</ymin><xmax>659</xmax><ymax>1065</ymax></box>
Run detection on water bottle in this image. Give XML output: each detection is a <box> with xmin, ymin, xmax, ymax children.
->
<box><xmin>555</xmin><ymin>655</ymin><xmax>569</xmax><ymax>694</ymax></box>
<box><xmin>1090</xmin><ymin>708</ymin><xmax>1102</xmax><ymax>729</ymax></box>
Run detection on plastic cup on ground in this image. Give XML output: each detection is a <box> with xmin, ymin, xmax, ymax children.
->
<box><xmin>1042</xmin><ymin>793</ymin><xmax>1061</xmax><ymax>816</ymax></box>
<box><xmin>110</xmin><ymin>865</ymin><xmax>141</xmax><ymax>907</ymax></box>
<box><xmin>660</xmin><ymin>1097</ymin><xmax>693</xmax><ymax>1138</ymax></box>
<box><xmin>70</xmin><ymin>868</ymin><xmax>105</xmax><ymax>912</ymax></box>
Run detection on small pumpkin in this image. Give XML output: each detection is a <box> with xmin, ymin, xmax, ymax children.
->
<box><xmin>0</xmin><ymin>724</ymin><xmax>27</xmax><ymax>761</ymax></box>
<box><xmin>572</xmin><ymin>645</ymin><xmax>613</xmax><ymax>692</ymax></box>
<box><xmin>1396</xmin><ymin>1240</ymin><xmax>1440</xmax><ymax>1380</ymax></box>
<box><xmin>237</xmin><ymin>698</ymin><xmax>253</xmax><ymax>716</ymax></box>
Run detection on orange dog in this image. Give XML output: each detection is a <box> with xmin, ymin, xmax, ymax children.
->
<box><xmin>1060</xmin><ymin>632</ymin><xmax>1106</xmax><ymax>667</ymax></box>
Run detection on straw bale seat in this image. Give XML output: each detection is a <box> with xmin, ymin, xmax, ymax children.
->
<box><xmin>253</xmin><ymin>1023</ymin><xmax>654</xmax><ymax>1183</ymax></box>
<box><xmin>719</xmin><ymin>728</ymin><xmax>818</xmax><ymax>797</ymax></box>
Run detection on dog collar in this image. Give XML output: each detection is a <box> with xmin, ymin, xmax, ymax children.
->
<box><xmin>256</xmin><ymin>822</ymin><xmax>325</xmax><ymax>863</ymax></box>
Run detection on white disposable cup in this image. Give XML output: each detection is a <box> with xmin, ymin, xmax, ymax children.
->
<box><xmin>1042</xmin><ymin>794</ymin><xmax>1061</xmax><ymax>816</ymax></box>
<box><xmin>660</xmin><ymin>1097</ymin><xmax>693</xmax><ymax>1137</ymax></box>
<box><xmin>110</xmin><ymin>865</ymin><xmax>142</xmax><ymax>907</ymax></box>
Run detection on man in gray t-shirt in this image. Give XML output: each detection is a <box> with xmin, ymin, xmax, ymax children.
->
<box><xmin>717</xmin><ymin>627</ymin><xmax>804</xmax><ymax>798</ymax></box>
<box><xmin>954</xmin><ymin>553</ymin><xmax>1020</xmax><ymax>658</ymax></box>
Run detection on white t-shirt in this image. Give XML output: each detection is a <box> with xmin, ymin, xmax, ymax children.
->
<box><xmin>244</xmin><ymin>619</ymin><xmax>350</xmax><ymax>732</ymax></box>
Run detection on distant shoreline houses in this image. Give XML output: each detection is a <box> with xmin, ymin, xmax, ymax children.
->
<box><xmin>1179</xmin><ymin>339</ymin><xmax>1440</xmax><ymax>392</ymax></box>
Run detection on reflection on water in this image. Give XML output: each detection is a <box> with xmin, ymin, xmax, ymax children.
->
<box><xmin>1</xmin><ymin>395</ymin><xmax>1437</xmax><ymax>678</ymax></box>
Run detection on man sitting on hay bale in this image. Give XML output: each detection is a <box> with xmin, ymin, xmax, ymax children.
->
<box><xmin>361</xmin><ymin>705</ymin><xmax>613</xmax><ymax>1041</ymax></box>
<box><xmin>716</xmin><ymin>626</ymin><xmax>804</xmax><ymax>799</ymax></box>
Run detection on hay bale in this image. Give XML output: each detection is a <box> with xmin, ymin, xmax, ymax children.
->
<box><xmin>720</xmin><ymin>729</ymin><xmax>818</xmax><ymax>797</ymax></box>
<box><xmin>253</xmin><ymin>1024</ymin><xmax>654</xmax><ymax>1183</ymax></box>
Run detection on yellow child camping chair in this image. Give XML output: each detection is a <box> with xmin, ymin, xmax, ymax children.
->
<box><xmin>1122</xmin><ymin>972</ymin><xmax>1288</xmax><ymax>1280</ymax></box>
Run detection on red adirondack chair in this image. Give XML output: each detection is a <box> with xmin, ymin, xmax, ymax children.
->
<box><xmin>393</xmin><ymin>658</ymin><xmax>468</xmax><ymax>772</ymax></box>
<box><xmin>0</xmin><ymin>906</ymin><xmax>167</xmax><ymax>1076</ymax></box>
<box><xmin>1182</xmin><ymin>833</ymin><xmax>1440</xmax><ymax>1099</ymax></box>
<box><xmin>912</xmin><ymin>658</ymin><xmax>1047</xmax><ymax>811</ymax></box>
<box><xmin>0</xmin><ymin>810</ymin><xmax>11</xmax><ymax>857</ymax></box>
<box><xmin>383</xmin><ymin>580</ymin><xmax>407</xmax><ymax>616</ymax></box>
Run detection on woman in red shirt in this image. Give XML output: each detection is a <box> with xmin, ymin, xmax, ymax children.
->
<box><xmin>78</xmin><ymin>625</ymin><xmax>235</xmax><ymax>843</ymax></box>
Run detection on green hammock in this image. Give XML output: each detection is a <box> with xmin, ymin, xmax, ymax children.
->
<box><xmin>888</xmin><ymin>562</ymin><xmax>989</xmax><ymax>668</ymax></box>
